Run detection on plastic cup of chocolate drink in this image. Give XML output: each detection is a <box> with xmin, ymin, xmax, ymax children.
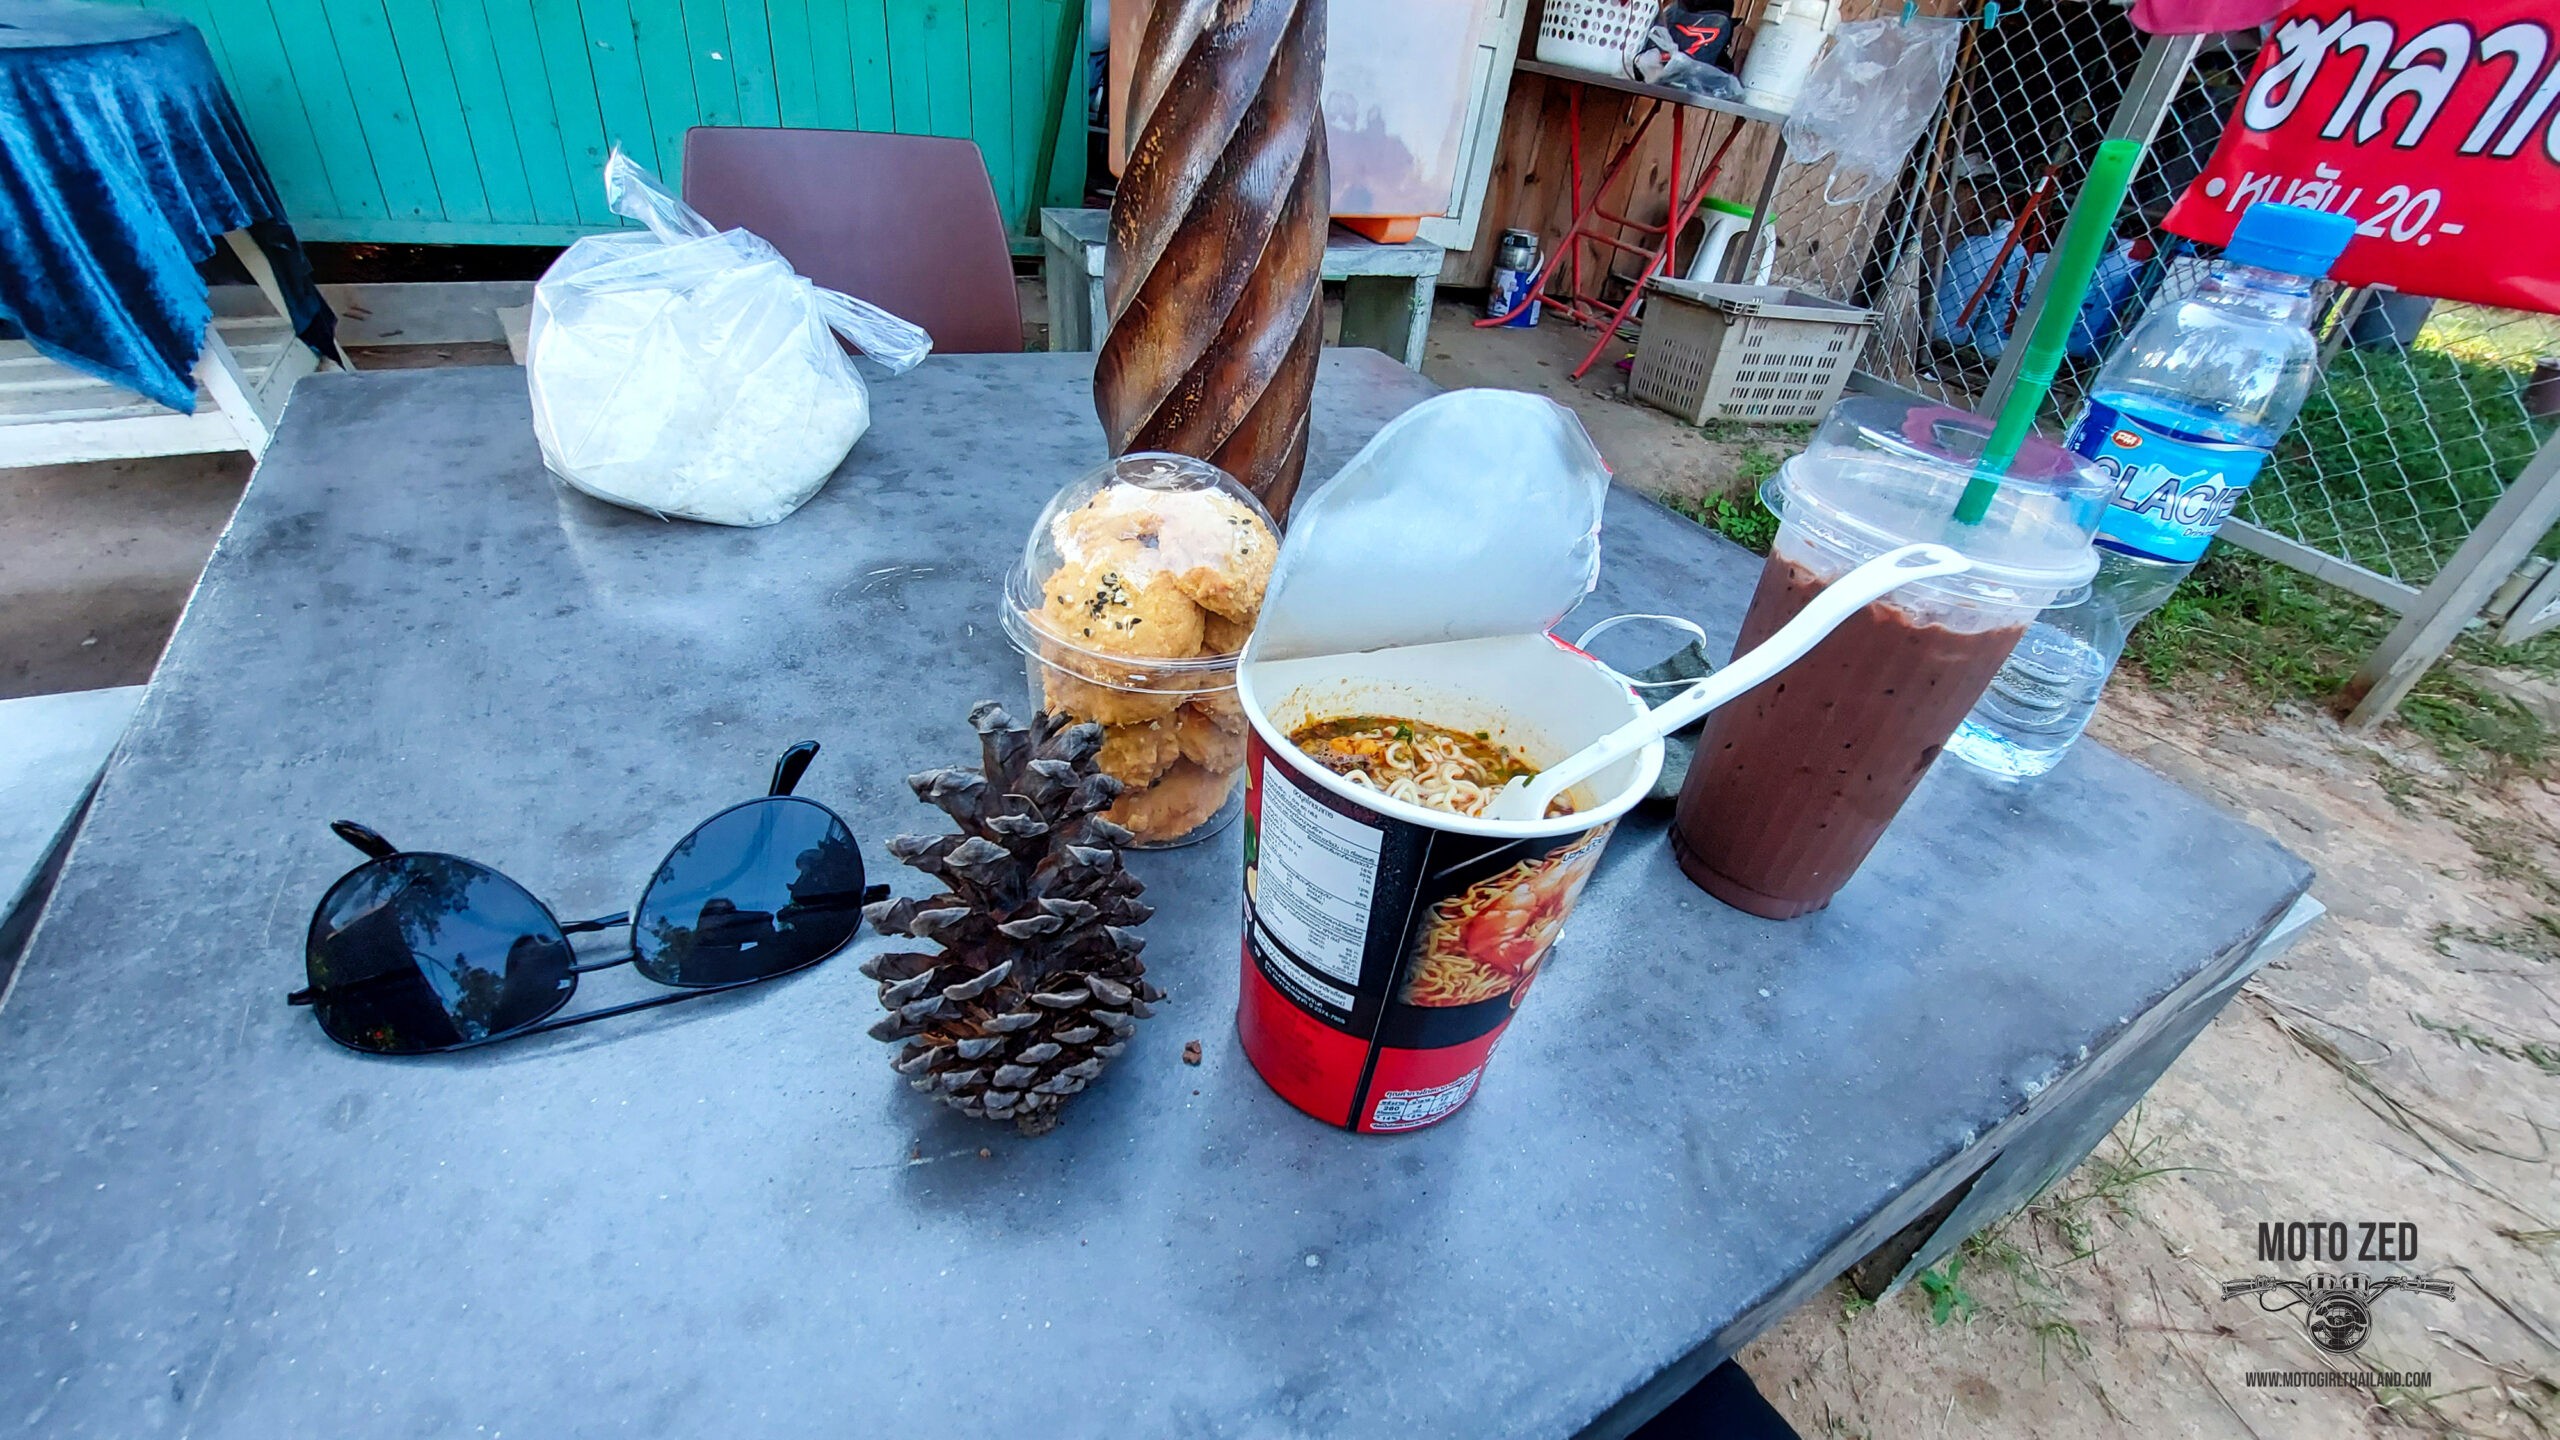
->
<box><xmin>1671</xmin><ymin>398</ymin><xmax>2109</xmax><ymax>918</ymax></box>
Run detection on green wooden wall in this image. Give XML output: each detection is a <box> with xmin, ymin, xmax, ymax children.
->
<box><xmin>105</xmin><ymin>0</ymin><xmax>1087</xmax><ymax>248</ymax></box>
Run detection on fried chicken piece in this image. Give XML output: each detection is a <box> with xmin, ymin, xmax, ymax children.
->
<box><xmin>1200</xmin><ymin>610</ymin><xmax>1253</xmax><ymax>656</ymax></box>
<box><xmin>1174</xmin><ymin>702</ymin><xmax>1246</xmax><ymax>773</ymax></box>
<box><xmin>1107</xmin><ymin>759</ymin><xmax>1239</xmax><ymax>843</ymax></box>
<box><xmin>1094</xmin><ymin>717</ymin><xmax>1181</xmax><ymax>788</ymax></box>
<box><xmin>1039</xmin><ymin>659</ymin><xmax>1184</xmax><ymax>726</ymax></box>
<box><xmin>1037</xmin><ymin>556</ymin><xmax>1206</xmax><ymax>661</ymax></box>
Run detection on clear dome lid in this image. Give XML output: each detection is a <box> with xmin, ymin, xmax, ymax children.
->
<box><xmin>1768</xmin><ymin>396</ymin><xmax>2110</xmax><ymax>604</ymax></box>
<box><xmin>1001</xmin><ymin>452</ymin><xmax>1281</xmax><ymax>672</ymax></box>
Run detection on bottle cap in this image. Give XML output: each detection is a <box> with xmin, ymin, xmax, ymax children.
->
<box><xmin>2223</xmin><ymin>203</ymin><xmax>2357</xmax><ymax>278</ymax></box>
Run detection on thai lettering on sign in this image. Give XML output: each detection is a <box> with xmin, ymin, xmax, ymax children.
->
<box><xmin>2166</xmin><ymin>1</ymin><xmax>2560</xmax><ymax>314</ymax></box>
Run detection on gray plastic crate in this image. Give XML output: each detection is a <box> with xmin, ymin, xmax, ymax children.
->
<box><xmin>1630</xmin><ymin>279</ymin><xmax>1877</xmax><ymax>424</ymax></box>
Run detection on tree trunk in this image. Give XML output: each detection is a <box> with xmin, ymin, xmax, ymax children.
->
<box><xmin>1095</xmin><ymin>0</ymin><xmax>1329</xmax><ymax>524</ymax></box>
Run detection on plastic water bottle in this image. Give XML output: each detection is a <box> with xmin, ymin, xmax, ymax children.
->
<box><xmin>1947</xmin><ymin>202</ymin><xmax>2358</xmax><ymax>779</ymax></box>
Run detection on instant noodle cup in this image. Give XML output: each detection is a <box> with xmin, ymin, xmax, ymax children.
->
<box><xmin>1001</xmin><ymin>453</ymin><xmax>1278</xmax><ymax>848</ymax></box>
<box><xmin>1231</xmin><ymin>390</ymin><xmax>1653</xmax><ymax>1133</ymax></box>
<box><xmin>1237</xmin><ymin>634</ymin><xmax>1658</xmax><ymax>1132</ymax></box>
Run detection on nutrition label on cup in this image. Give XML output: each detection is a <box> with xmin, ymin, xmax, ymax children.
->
<box><xmin>1254</xmin><ymin>759</ymin><xmax>1383</xmax><ymax>987</ymax></box>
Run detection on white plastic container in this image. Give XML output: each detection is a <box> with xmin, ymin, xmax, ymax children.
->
<box><xmin>1739</xmin><ymin>0</ymin><xmax>1836</xmax><ymax>113</ymax></box>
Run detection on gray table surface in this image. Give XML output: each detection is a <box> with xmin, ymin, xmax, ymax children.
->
<box><xmin>0</xmin><ymin>351</ymin><xmax>2310</xmax><ymax>1439</ymax></box>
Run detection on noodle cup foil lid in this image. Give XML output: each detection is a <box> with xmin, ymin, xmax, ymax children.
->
<box><xmin>1248</xmin><ymin>391</ymin><xmax>1611</xmax><ymax>664</ymax></box>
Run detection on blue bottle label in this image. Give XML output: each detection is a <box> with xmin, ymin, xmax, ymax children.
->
<box><xmin>1488</xmin><ymin>266</ymin><xmax>1541</xmax><ymax>327</ymax></box>
<box><xmin>2069</xmin><ymin>400</ymin><xmax>2268</xmax><ymax>563</ymax></box>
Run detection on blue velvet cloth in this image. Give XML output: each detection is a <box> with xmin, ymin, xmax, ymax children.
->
<box><xmin>0</xmin><ymin>1</ymin><xmax>334</xmax><ymax>413</ymax></box>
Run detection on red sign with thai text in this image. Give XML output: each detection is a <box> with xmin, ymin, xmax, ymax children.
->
<box><xmin>2165</xmin><ymin>1</ymin><xmax>2560</xmax><ymax>314</ymax></box>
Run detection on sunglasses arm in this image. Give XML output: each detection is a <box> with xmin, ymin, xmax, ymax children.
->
<box><xmin>769</xmin><ymin>742</ymin><xmax>820</xmax><ymax>797</ymax></box>
<box><xmin>331</xmin><ymin>821</ymin><xmax>399</xmax><ymax>859</ymax></box>
<box><xmin>559</xmin><ymin>911</ymin><xmax>629</xmax><ymax>935</ymax></box>
<box><xmin>516</xmin><ymin>975</ymin><xmax>776</xmax><ymax>1038</ymax></box>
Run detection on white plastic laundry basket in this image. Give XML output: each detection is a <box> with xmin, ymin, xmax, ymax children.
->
<box><xmin>1536</xmin><ymin>0</ymin><xmax>1654</xmax><ymax>77</ymax></box>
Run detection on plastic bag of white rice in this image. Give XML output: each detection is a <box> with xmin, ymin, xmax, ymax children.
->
<box><xmin>527</xmin><ymin>149</ymin><xmax>931</xmax><ymax>527</ymax></box>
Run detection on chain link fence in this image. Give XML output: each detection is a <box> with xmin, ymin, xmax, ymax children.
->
<box><xmin>1750</xmin><ymin>0</ymin><xmax>2560</xmax><ymax>608</ymax></box>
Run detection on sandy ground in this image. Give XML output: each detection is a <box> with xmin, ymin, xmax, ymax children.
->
<box><xmin>10</xmin><ymin>305</ymin><xmax>2555</xmax><ymax>1434</ymax></box>
<box><xmin>1424</xmin><ymin>298</ymin><xmax>1767</xmax><ymax>506</ymax></box>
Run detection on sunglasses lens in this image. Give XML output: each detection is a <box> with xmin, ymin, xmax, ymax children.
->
<box><xmin>304</xmin><ymin>856</ymin><xmax>576</xmax><ymax>1054</ymax></box>
<box><xmin>632</xmin><ymin>797</ymin><xmax>864</xmax><ymax>987</ymax></box>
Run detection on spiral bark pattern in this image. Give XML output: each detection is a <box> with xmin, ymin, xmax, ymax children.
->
<box><xmin>1095</xmin><ymin>0</ymin><xmax>1329</xmax><ymax>522</ymax></box>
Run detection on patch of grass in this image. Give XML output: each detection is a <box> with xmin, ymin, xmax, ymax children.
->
<box><xmin>2415</xmin><ymin>1013</ymin><xmax>2560</xmax><ymax>1076</ymax></box>
<box><xmin>1914</xmin><ymin>1252</ymin><xmax>1975</xmax><ymax>1326</ymax></box>
<box><xmin>1737</xmin><ymin>440</ymin><xmax>1788</xmax><ymax>491</ymax></box>
<box><xmin>2423</xmin><ymin>302</ymin><xmax>2560</xmax><ymax>369</ymax></box>
<box><xmin>1668</xmin><ymin>423</ymin><xmax>1798</xmax><ymax>554</ymax></box>
<box><xmin>2124</xmin><ymin>549</ymin><xmax>2551</xmax><ymax>773</ymax></box>
<box><xmin>1673</xmin><ymin>488</ymin><xmax>1780</xmax><ymax>555</ymax></box>
<box><xmin>2482</xmin><ymin>624</ymin><xmax>2560</xmax><ymax>682</ymax></box>
<box><xmin>2456</xmin><ymin>813</ymin><xmax>2560</xmax><ymax>895</ymax></box>
<box><xmin>2432</xmin><ymin>912</ymin><xmax>2560</xmax><ymax>963</ymax></box>
<box><xmin>2243</xmin><ymin>308</ymin><xmax>2555</xmax><ymax>583</ymax></box>
<box><xmin>1898</xmin><ymin>1109</ymin><xmax>2187</xmax><ymax>1372</ymax></box>
<box><xmin>2371</xmin><ymin>758</ymin><xmax>2428</xmax><ymax>817</ymax></box>
<box><xmin>1958</xmin><ymin>1231</ymin><xmax>2093</xmax><ymax>1369</ymax></box>
<box><xmin>2046</xmin><ymin>1105</ymin><xmax>2194</xmax><ymax>1237</ymax></box>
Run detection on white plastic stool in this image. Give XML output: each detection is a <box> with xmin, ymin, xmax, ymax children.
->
<box><xmin>1683</xmin><ymin>199</ymin><xmax>1778</xmax><ymax>286</ymax></box>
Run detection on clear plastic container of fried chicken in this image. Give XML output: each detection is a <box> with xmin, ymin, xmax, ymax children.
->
<box><xmin>999</xmin><ymin>453</ymin><xmax>1278</xmax><ymax>847</ymax></box>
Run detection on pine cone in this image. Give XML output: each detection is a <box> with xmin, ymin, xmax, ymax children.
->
<box><xmin>862</xmin><ymin>703</ymin><xmax>1162</xmax><ymax>1135</ymax></box>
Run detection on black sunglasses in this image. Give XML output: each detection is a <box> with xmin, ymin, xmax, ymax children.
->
<box><xmin>289</xmin><ymin>742</ymin><xmax>882</xmax><ymax>1055</ymax></box>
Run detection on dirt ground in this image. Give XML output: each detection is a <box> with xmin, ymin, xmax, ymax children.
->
<box><xmin>1425</xmin><ymin>297</ymin><xmax>1767</xmax><ymax>507</ymax></box>
<box><xmin>10</xmin><ymin>304</ymin><xmax>2555</xmax><ymax>1434</ymax></box>
<box><xmin>1736</xmin><ymin>686</ymin><xmax>2560</xmax><ymax>1437</ymax></box>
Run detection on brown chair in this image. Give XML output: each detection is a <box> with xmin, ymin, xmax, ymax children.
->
<box><xmin>680</xmin><ymin>127</ymin><xmax>1022</xmax><ymax>355</ymax></box>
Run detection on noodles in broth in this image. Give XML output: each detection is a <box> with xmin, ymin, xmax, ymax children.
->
<box><xmin>1287</xmin><ymin>716</ymin><xmax>1571</xmax><ymax>820</ymax></box>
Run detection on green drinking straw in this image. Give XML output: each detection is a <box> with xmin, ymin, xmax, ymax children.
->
<box><xmin>1952</xmin><ymin>138</ymin><xmax>2146</xmax><ymax>525</ymax></box>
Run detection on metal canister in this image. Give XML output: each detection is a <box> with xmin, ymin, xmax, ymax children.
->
<box><xmin>1486</xmin><ymin>228</ymin><xmax>1542</xmax><ymax>328</ymax></box>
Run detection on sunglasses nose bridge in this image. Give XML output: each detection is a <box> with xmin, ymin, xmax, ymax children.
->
<box><xmin>558</xmin><ymin>910</ymin><xmax>631</xmax><ymax>936</ymax></box>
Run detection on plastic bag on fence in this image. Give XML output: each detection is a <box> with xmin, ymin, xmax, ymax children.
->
<box><xmin>1780</xmin><ymin>17</ymin><xmax>1960</xmax><ymax>207</ymax></box>
<box><xmin>526</xmin><ymin>148</ymin><xmax>933</xmax><ymax>527</ymax></box>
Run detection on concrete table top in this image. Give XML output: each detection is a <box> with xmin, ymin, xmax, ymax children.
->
<box><xmin>0</xmin><ymin>351</ymin><xmax>2310</xmax><ymax>1439</ymax></box>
